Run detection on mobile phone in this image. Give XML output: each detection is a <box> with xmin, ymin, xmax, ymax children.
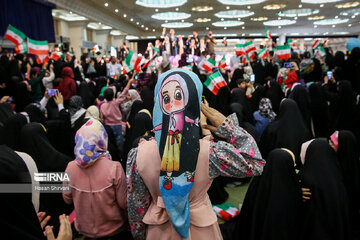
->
<box><xmin>284</xmin><ymin>62</ymin><xmax>294</xmax><ymax>68</ymax></box>
<box><xmin>186</xmin><ymin>58</ymin><xmax>194</xmax><ymax>63</ymax></box>
<box><xmin>135</xmin><ymin>75</ymin><xmax>138</xmax><ymax>80</ymax></box>
<box><xmin>250</xmin><ymin>74</ymin><xmax>255</xmax><ymax>82</ymax></box>
<box><xmin>327</xmin><ymin>71</ymin><xmax>332</xmax><ymax>80</ymax></box>
<box><xmin>110</xmin><ymin>72</ymin><xmax>115</xmax><ymax>78</ymax></box>
<box><xmin>201</xmin><ymin>96</ymin><xmax>205</xmax><ymax>103</ymax></box>
<box><xmin>47</xmin><ymin>89</ymin><xmax>58</xmax><ymax>97</ymax></box>
<box><xmin>85</xmin><ymin>78</ymin><xmax>90</xmax><ymax>83</ymax></box>
<box><xmin>7</xmin><ymin>97</ymin><xmax>13</xmax><ymax>102</ymax></box>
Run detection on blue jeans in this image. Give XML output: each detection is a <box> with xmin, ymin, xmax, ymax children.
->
<box><xmin>110</xmin><ymin>125</ymin><xmax>123</xmax><ymax>143</ymax></box>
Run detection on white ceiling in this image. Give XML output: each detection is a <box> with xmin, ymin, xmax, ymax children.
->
<box><xmin>49</xmin><ymin>0</ymin><xmax>360</xmax><ymax>38</ymax></box>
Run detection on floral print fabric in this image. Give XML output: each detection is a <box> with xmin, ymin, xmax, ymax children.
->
<box><xmin>74</xmin><ymin>119</ymin><xmax>111</xmax><ymax>168</ymax></box>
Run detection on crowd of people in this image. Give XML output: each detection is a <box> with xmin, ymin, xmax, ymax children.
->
<box><xmin>0</xmin><ymin>28</ymin><xmax>360</xmax><ymax>240</ymax></box>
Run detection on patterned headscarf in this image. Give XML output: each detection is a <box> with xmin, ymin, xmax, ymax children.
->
<box><xmin>258</xmin><ymin>98</ymin><xmax>276</xmax><ymax>121</ymax></box>
<box><xmin>120</xmin><ymin>89</ymin><xmax>141</xmax><ymax>119</ymax></box>
<box><xmin>74</xmin><ymin>119</ymin><xmax>110</xmax><ymax>168</ymax></box>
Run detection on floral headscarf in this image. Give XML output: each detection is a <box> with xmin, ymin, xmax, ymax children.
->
<box><xmin>258</xmin><ymin>98</ymin><xmax>276</xmax><ymax>121</ymax></box>
<box><xmin>74</xmin><ymin>119</ymin><xmax>110</xmax><ymax>168</ymax></box>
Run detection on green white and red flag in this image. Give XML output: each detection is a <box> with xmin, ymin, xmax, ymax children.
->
<box><xmin>4</xmin><ymin>25</ymin><xmax>26</xmax><ymax>46</ymax></box>
<box><xmin>245</xmin><ymin>41</ymin><xmax>256</xmax><ymax>54</ymax></box>
<box><xmin>202</xmin><ymin>57</ymin><xmax>216</xmax><ymax>72</ymax></box>
<box><xmin>218</xmin><ymin>56</ymin><xmax>226</xmax><ymax>68</ymax></box>
<box><xmin>51</xmin><ymin>51</ymin><xmax>63</xmax><ymax>61</ymax></box>
<box><xmin>204</xmin><ymin>71</ymin><xmax>227</xmax><ymax>95</ymax></box>
<box><xmin>275</xmin><ymin>45</ymin><xmax>291</xmax><ymax>61</ymax></box>
<box><xmin>317</xmin><ymin>47</ymin><xmax>326</xmax><ymax>58</ymax></box>
<box><xmin>66</xmin><ymin>51</ymin><xmax>74</xmax><ymax>58</ymax></box>
<box><xmin>125</xmin><ymin>50</ymin><xmax>142</xmax><ymax>72</ymax></box>
<box><xmin>122</xmin><ymin>62</ymin><xmax>133</xmax><ymax>74</ymax></box>
<box><xmin>312</xmin><ymin>40</ymin><xmax>321</xmax><ymax>50</ymax></box>
<box><xmin>15</xmin><ymin>42</ymin><xmax>28</xmax><ymax>54</ymax></box>
<box><xmin>258</xmin><ymin>48</ymin><xmax>269</xmax><ymax>60</ymax></box>
<box><xmin>235</xmin><ymin>43</ymin><xmax>246</xmax><ymax>56</ymax></box>
<box><xmin>265</xmin><ymin>28</ymin><xmax>272</xmax><ymax>40</ymax></box>
<box><xmin>27</xmin><ymin>38</ymin><xmax>49</xmax><ymax>61</ymax></box>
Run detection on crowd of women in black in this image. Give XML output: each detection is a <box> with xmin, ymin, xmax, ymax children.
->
<box><xmin>0</xmin><ymin>43</ymin><xmax>359</xmax><ymax>240</ymax></box>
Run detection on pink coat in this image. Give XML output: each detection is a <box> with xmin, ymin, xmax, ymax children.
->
<box><xmin>136</xmin><ymin>138</ymin><xmax>223</xmax><ymax>240</ymax></box>
<box><xmin>63</xmin><ymin>156</ymin><xmax>128</xmax><ymax>238</ymax></box>
<box><xmin>100</xmin><ymin>86</ymin><xmax>129</xmax><ymax>126</ymax></box>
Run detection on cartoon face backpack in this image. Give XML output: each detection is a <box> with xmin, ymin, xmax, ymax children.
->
<box><xmin>153</xmin><ymin>69</ymin><xmax>203</xmax><ymax>238</ymax></box>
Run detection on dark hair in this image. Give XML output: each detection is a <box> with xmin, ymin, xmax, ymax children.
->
<box><xmin>104</xmin><ymin>88</ymin><xmax>114</xmax><ymax>101</ymax></box>
<box><xmin>304</xmin><ymin>51</ymin><xmax>311</xmax><ymax>59</ymax></box>
<box><xmin>236</xmin><ymin>78</ymin><xmax>246</xmax><ymax>85</ymax></box>
<box><xmin>30</xmin><ymin>69</ymin><xmax>38</xmax><ymax>78</ymax></box>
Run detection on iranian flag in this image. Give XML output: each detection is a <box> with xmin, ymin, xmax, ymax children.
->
<box><xmin>153</xmin><ymin>46</ymin><xmax>160</xmax><ymax>55</ymax></box>
<box><xmin>275</xmin><ymin>45</ymin><xmax>291</xmax><ymax>60</ymax></box>
<box><xmin>235</xmin><ymin>43</ymin><xmax>246</xmax><ymax>56</ymax></box>
<box><xmin>245</xmin><ymin>41</ymin><xmax>256</xmax><ymax>54</ymax></box>
<box><xmin>125</xmin><ymin>50</ymin><xmax>142</xmax><ymax>72</ymax></box>
<box><xmin>265</xmin><ymin>28</ymin><xmax>272</xmax><ymax>39</ymax></box>
<box><xmin>122</xmin><ymin>62</ymin><xmax>133</xmax><ymax>74</ymax></box>
<box><xmin>27</xmin><ymin>38</ymin><xmax>49</xmax><ymax>61</ymax></box>
<box><xmin>66</xmin><ymin>51</ymin><xmax>74</xmax><ymax>58</ymax></box>
<box><xmin>204</xmin><ymin>71</ymin><xmax>227</xmax><ymax>95</ymax></box>
<box><xmin>4</xmin><ymin>25</ymin><xmax>26</xmax><ymax>46</ymax></box>
<box><xmin>258</xmin><ymin>49</ymin><xmax>269</xmax><ymax>60</ymax></box>
<box><xmin>218</xmin><ymin>56</ymin><xmax>226</xmax><ymax>68</ymax></box>
<box><xmin>202</xmin><ymin>58</ymin><xmax>216</xmax><ymax>72</ymax></box>
<box><xmin>242</xmin><ymin>54</ymin><xmax>250</xmax><ymax>65</ymax></box>
<box><xmin>312</xmin><ymin>40</ymin><xmax>321</xmax><ymax>50</ymax></box>
<box><xmin>15</xmin><ymin>42</ymin><xmax>28</xmax><ymax>54</ymax></box>
<box><xmin>180</xmin><ymin>65</ymin><xmax>193</xmax><ymax>71</ymax></box>
<box><xmin>51</xmin><ymin>51</ymin><xmax>63</xmax><ymax>61</ymax></box>
<box><xmin>317</xmin><ymin>47</ymin><xmax>326</xmax><ymax>58</ymax></box>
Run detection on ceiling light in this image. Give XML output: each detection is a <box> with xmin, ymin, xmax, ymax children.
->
<box><xmin>126</xmin><ymin>35</ymin><xmax>139</xmax><ymax>40</ymax></box>
<box><xmin>238</xmin><ymin>17</ymin><xmax>241</xmax><ymax>20</ymax></box>
<box><xmin>333</xmin><ymin>31</ymin><xmax>350</xmax><ymax>34</ymax></box>
<box><xmin>278</xmin><ymin>26</ymin><xmax>281</xmax><ymax>28</ymax></box>
<box><xmin>141</xmin><ymin>25</ymin><xmax>144</xmax><ymax>27</ymax></box>
<box><xmin>145</xmin><ymin>27</ymin><xmax>148</xmax><ymax>30</ymax></box>
<box><xmin>221</xmin><ymin>18</ymin><xmax>224</xmax><ymax>21</ymax></box>
<box><xmin>224</xmin><ymin>27</ymin><xmax>227</xmax><ymax>29</ymax></box>
<box><xmin>99</xmin><ymin>22</ymin><xmax>102</xmax><ymax>25</ymax></box>
<box><xmin>192</xmin><ymin>6</ymin><xmax>213</xmax><ymax>11</ymax></box>
<box><xmin>340</xmin><ymin>8</ymin><xmax>360</xmax><ymax>16</ymax></box>
<box><xmin>314</xmin><ymin>25</ymin><xmax>317</xmax><ymax>28</ymax></box>
<box><xmin>110</xmin><ymin>30</ymin><xmax>121</xmax><ymax>36</ymax></box>
<box><xmin>130</xmin><ymin>18</ymin><xmax>134</xmax><ymax>21</ymax></box>
<box><xmin>335</xmin><ymin>15</ymin><xmax>338</xmax><ymax>18</ymax></box>
<box><xmin>181</xmin><ymin>19</ymin><xmax>184</xmax><ymax>22</ymax></box>
<box><xmin>301</xmin><ymin>0</ymin><xmax>341</xmax><ymax>3</ymax></box>
<box><xmin>247</xmin><ymin>6</ymin><xmax>251</xmax><ymax>9</ymax></box>
<box><xmin>242</xmin><ymin>33</ymin><xmax>245</xmax><ymax>36</ymax></box>
<box><xmin>153</xmin><ymin>29</ymin><xmax>156</xmax><ymax>31</ymax></box>
<box><xmin>69</xmin><ymin>11</ymin><xmax>72</xmax><ymax>14</ymax></box>
<box><xmin>320</xmin><ymin>4</ymin><xmax>324</xmax><ymax>7</ymax></box>
<box><xmin>115</xmin><ymin>9</ymin><xmax>119</xmax><ymax>13</ymax></box>
<box><xmin>155</xmin><ymin>8</ymin><xmax>159</xmax><ymax>12</ymax></box>
<box><xmin>332</xmin><ymin>24</ymin><xmax>335</xmax><ymax>27</ymax></box>
<box><xmin>294</xmin><ymin>16</ymin><xmax>298</xmax><ymax>19</ymax></box>
<box><xmin>104</xmin><ymin>2</ymin><xmax>108</xmax><ymax>7</ymax></box>
<box><xmin>226</xmin><ymin>6</ymin><xmax>230</xmax><ymax>9</ymax></box>
<box><xmin>136</xmin><ymin>22</ymin><xmax>139</xmax><ymax>25</ymax></box>
<box><xmin>52</xmin><ymin>9</ymin><xmax>87</xmax><ymax>21</ymax></box>
<box><xmin>242</xmin><ymin>26</ymin><xmax>245</xmax><ymax>29</ymax></box>
<box><xmin>278</xmin><ymin>17</ymin><xmax>281</xmax><ymax>20</ymax></box>
<box><xmin>136</xmin><ymin>0</ymin><xmax>187</xmax><ymax>8</ymax></box>
<box><xmin>263</xmin><ymin>4</ymin><xmax>286</xmax><ymax>10</ymax></box>
<box><xmin>308</xmin><ymin>15</ymin><xmax>324</xmax><ymax>20</ymax></box>
<box><xmin>299</xmin><ymin>4</ymin><xmax>302</xmax><ymax>8</ymax></box>
<box><xmin>349</xmin><ymin>23</ymin><xmax>352</xmax><ymax>26</ymax></box>
<box><xmin>249</xmin><ymin>33</ymin><xmax>261</xmax><ymax>36</ymax></box>
<box><xmin>251</xmin><ymin>17</ymin><xmax>268</xmax><ymax>21</ymax></box>
<box><xmin>279</xmin><ymin>8</ymin><xmax>320</xmax><ymax>17</ymax></box>
<box><xmin>217</xmin><ymin>0</ymin><xmax>267</xmax><ymax>5</ymax></box>
<box><xmin>263</xmin><ymin>19</ymin><xmax>296</xmax><ymax>26</ymax></box>
<box><xmin>165</xmin><ymin>20</ymin><xmax>168</xmax><ymax>22</ymax></box>
<box><xmin>151</xmin><ymin>12</ymin><xmax>191</xmax><ymax>20</ymax></box>
<box><xmin>215</xmin><ymin>10</ymin><xmax>254</xmax><ymax>18</ymax></box>
<box><xmin>313</xmin><ymin>18</ymin><xmax>349</xmax><ymax>25</ymax></box>
<box><xmin>161</xmin><ymin>22</ymin><xmax>193</xmax><ymax>28</ymax></box>
<box><xmin>88</xmin><ymin>22</ymin><xmax>112</xmax><ymax>30</ymax></box>
<box><xmin>336</xmin><ymin>2</ymin><xmax>360</xmax><ymax>8</ymax></box>
<box><xmin>352</xmin><ymin>15</ymin><xmax>356</xmax><ymax>18</ymax></box>
<box><xmin>123</xmin><ymin>14</ymin><xmax>127</xmax><ymax>17</ymax></box>
<box><xmin>206</xmin><ymin>27</ymin><xmax>209</xmax><ymax>30</ymax></box>
<box><xmin>212</xmin><ymin>20</ymin><xmax>244</xmax><ymax>27</ymax></box>
<box><xmin>195</xmin><ymin>18</ymin><xmax>211</xmax><ymax>22</ymax></box>
<box><xmin>175</xmin><ymin>8</ymin><xmax>179</xmax><ymax>11</ymax></box>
